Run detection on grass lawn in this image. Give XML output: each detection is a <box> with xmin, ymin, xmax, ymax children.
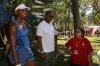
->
<box><xmin>57</xmin><ymin>36</ymin><xmax>100</xmax><ymax>65</ymax></box>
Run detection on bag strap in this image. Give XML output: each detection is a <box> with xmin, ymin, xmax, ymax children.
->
<box><xmin>0</xmin><ymin>27</ymin><xmax>10</xmax><ymax>54</ymax></box>
<box><xmin>0</xmin><ymin>30</ymin><xmax>3</xmax><ymax>42</ymax></box>
<box><xmin>0</xmin><ymin>27</ymin><xmax>8</xmax><ymax>46</ymax></box>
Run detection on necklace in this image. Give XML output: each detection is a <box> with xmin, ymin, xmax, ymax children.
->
<box><xmin>75</xmin><ymin>37</ymin><xmax>82</xmax><ymax>49</ymax></box>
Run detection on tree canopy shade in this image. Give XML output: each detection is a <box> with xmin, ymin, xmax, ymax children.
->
<box><xmin>1</xmin><ymin>0</ymin><xmax>100</xmax><ymax>31</ymax></box>
<box><xmin>0</xmin><ymin>0</ymin><xmax>11</xmax><ymax>27</ymax></box>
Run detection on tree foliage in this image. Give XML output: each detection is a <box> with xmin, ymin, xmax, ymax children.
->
<box><xmin>92</xmin><ymin>0</ymin><xmax>100</xmax><ymax>25</ymax></box>
<box><xmin>50</xmin><ymin>0</ymin><xmax>71</xmax><ymax>31</ymax></box>
<box><xmin>5</xmin><ymin>0</ymin><xmax>100</xmax><ymax>30</ymax></box>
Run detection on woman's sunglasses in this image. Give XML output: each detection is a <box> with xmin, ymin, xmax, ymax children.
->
<box><xmin>76</xmin><ymin>31</ymin><xmax>80</xmax><ymax>33</ymax></box>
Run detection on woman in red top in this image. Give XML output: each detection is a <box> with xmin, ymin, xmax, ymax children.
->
<box><xmin>65</xmin><ymin>27</ymin><xmax>93</xmax><ymax>66</ymax></box>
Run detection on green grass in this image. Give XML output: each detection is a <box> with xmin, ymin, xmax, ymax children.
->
<box><xmin>57</xmin><ymin>36</ymin><xmax>100</xmax><ymax>65</ymax></box>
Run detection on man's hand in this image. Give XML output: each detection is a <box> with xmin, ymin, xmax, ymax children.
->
<box><xmin>39</xmin><ymin>51</ymin><xmax>45</xmax><ymax>60</ymax></box>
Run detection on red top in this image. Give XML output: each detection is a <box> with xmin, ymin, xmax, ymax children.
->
<box><xmin>65</xmin><ymin>37</ymin><xmax>93</xmax><ymax>65</ymax></box>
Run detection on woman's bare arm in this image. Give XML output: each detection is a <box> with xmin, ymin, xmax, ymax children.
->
<box><xmin>9</xmin><ymin>23</ymin><xmax>19</xmax><ymax>65</ymax></box>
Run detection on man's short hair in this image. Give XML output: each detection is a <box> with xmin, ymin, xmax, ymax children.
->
<box><xmin>45</xmin><ymin>10</ymin><xmax>53</xmax><ymax>16</ymax></box>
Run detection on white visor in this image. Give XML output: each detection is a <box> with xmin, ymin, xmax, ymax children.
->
<box><xmin>15</xmin><ymin>4</ymin><xmax>30</xmax><ymax>11</ymax></box>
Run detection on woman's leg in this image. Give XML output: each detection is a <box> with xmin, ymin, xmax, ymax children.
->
<box><xmin>25</xmin><ymin>60</ymin><xmax>36</xmax><ymax>66</ymax></box>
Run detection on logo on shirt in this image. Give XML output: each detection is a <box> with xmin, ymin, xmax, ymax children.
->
<box><xmin>82</xmin><ymin>43</ymin><xmax>85</xmax><ymax>46</ymax></box>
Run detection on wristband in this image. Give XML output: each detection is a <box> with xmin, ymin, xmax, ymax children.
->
<box><xmin>16</xmin><ymin>64</ymin><xmax>21</xmax><ymax>66</ymax></box>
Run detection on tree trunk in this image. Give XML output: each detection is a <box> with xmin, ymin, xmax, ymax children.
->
<box><xmin>71</xmin><ymin>0</ymin><xmax>81</xmax><ymax>35</ymax></box>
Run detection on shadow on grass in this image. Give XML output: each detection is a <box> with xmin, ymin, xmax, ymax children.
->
<box><xmin>91</xmin><ymin>40</ymin><xmax>100</xmax><ymax>43</ymax></box>
<box><xmin>54</xmin><ymin>45</ymin><xmax>99</xmax><ymax>66</ymax></box>
<box><xmin>31</xmin><ymin>39</ymin><xmax>99</xmax><ymax>66</ymax></box>
<box><xmin>57</xmin><ymin>37</ymin><xmax>69</xmax><ymax>40</ymax></box>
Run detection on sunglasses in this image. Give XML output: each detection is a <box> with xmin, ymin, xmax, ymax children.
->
<box><xmin>49</xmin><ymin>16</ymin><xmax>54</xmax><ymax>18</ymax></box>
<box><xmin>76</xmin><ymin>31</ymin><xmax>80</xmax><ymax>33</ymax></box>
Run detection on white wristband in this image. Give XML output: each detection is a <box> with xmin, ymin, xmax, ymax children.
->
<box><xmin>16</xmin><ymin>64</ymin><xmax>21</xmax><ymax>66</ymax></box>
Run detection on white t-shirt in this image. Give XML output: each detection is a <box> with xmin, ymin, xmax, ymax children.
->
<box><xmin>36</xmin><ymin>20</ymin><xmax>55</xmax><ymax>52</ymax></box>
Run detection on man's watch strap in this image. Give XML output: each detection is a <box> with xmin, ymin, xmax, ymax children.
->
<box><xmin>38</xmin><ymin>49</ymin><xmax>44</xmax><ymax>53</ymax></box>
<box><xmin>16</xmin><ymin>64</ymin><xmax>21</xmax><ymax>66</ymax></box>
<box><xmin>40</xmin><ymin>51</ymin><xmax>44</xmax><ymax>53</ymax></box>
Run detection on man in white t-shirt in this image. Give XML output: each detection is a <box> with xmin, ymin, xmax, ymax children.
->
<box><xmin>36</xmin><ymin>10</ymin><xmax>58</xmax><ymax>66</ymax></box>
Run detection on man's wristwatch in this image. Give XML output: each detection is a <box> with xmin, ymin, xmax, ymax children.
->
<box><xmin>38</xmin><ymin>49</ymin><xmax>44</xmax><ymax>53</ymax></box>
<box><xmin>16</xmin><ymin>64</ymin><xmax>21</xmax><ymax>66</ymax></box>
<box><xmin>40</xmin><ymin>51</ymin><xmax>44</xmax><ymax>53</ymax></box>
